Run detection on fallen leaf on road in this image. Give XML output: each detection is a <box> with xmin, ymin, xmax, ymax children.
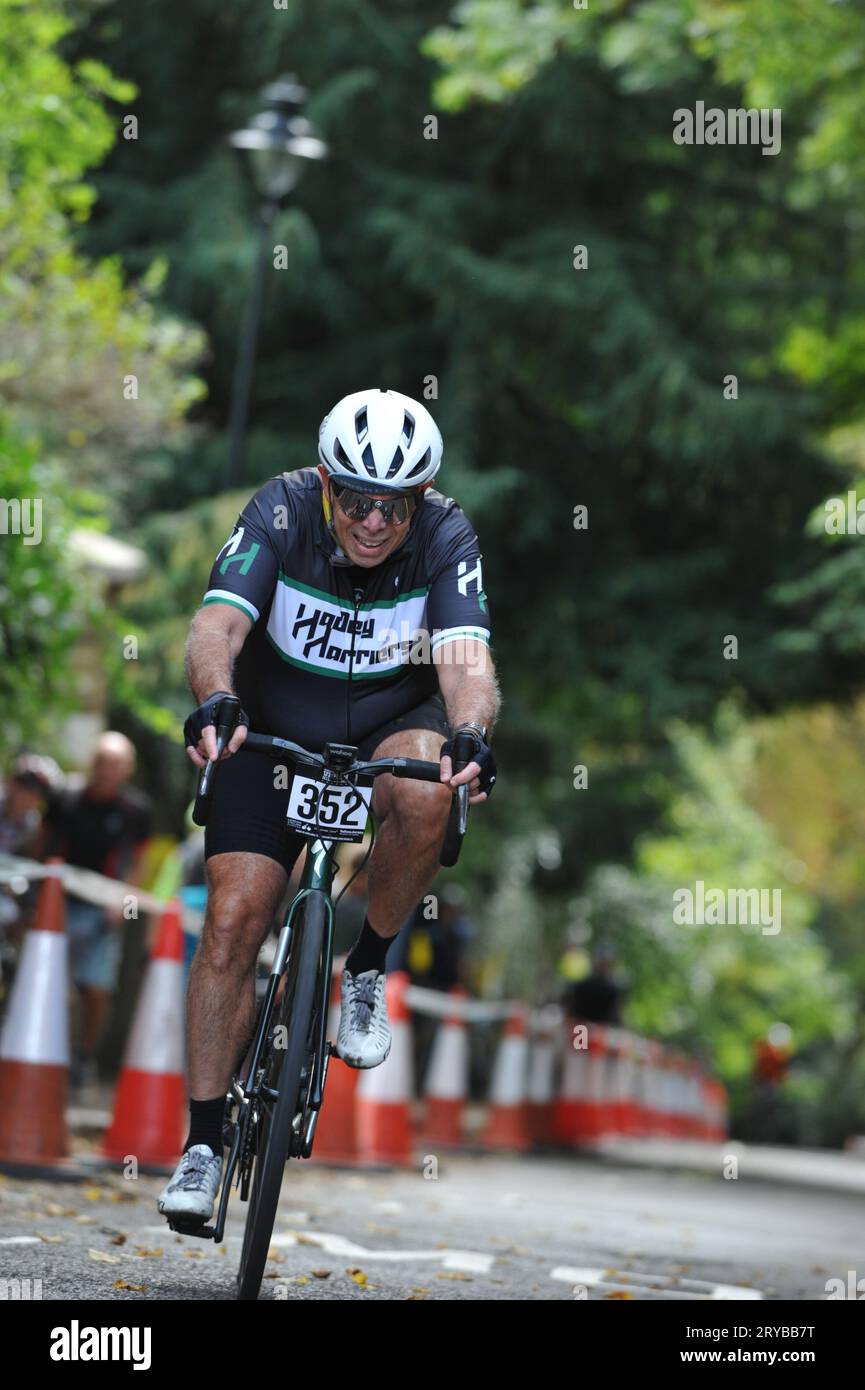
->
<box><xmin>218</xmin><ymin>1246</ymin><xmax>228</xmax><ymax>1256</ymax></box>
<box><xmin>75</xmin><ymin>1216</ymin><xmax>95</xmax><ymax>1224</ymax></box>
<box><xmin>38</xmin><ymin>1234</ymin><xmax>64</xmax><ymax>1244</ymax></box>
<box><xmin>405</xmin><ymin>1294</ymin><xmax>427</xmax><ymax>1300</ymax></box>
<box><xmin>346</xmin><ymin>1268</ymin><xmax>368</xmax><ymax>1286</ymax></box>
<box><xmin>88</xmin><ymin>1249</ymin><xmax>122</xmax><ymax>1264</ymax></box>
<box><xmin>83</xmin><ymin>1187</ymin><xmax>103</xmax><ymax>1201</ymax></box>
<box><xmin>133</xmin><ymin>1247</ymin><xmax>164</xmax><ymax>1258</ymax></box>
<box><xmin>295</xmin><ymin>1276</ymin><xmax>310</xmax><ymax>1285</ymax></box>
<box><xmin>311</xmin><ymin>1270</ymin><xmax>331</xmax><ymax>1279</ymax></box>
<box><xmin>185</xmin><ymin>1249</ymin><xmax>203</xmax><ymax>1258</ymax></box>
<box><xmin>113</xmin><ymin>1280</ymin><xmax>145</xmax><ymax>1293</ymax></box>
<box><xmin>602</xmin><ymin>1290</ymin><xmax>633</xmax><ymax>1299</ymax></box>
<box><xmin>266</xmin><ymin>1248</ymin><xmax>284</xmax><ymax>1262</ymax></box>
<box><xmin>109</xmin><ymin>1234</ymin><xmax>127</xmax><ymax>1246</ymax></box>
<box><xmin>436</xmin><ymin>1272</ymin><xmax>472</xmax><ymax>1281</ymax></box>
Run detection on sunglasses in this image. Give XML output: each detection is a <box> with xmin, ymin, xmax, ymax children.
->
<box><xmin>331</xmin><ymin>481</ymin><xmax>420</xmax><ymax>525</ymax></box>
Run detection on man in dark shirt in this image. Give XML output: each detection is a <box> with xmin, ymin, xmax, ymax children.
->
<box><xmin>46</xmin><ymin>732</ymin><xmax>151</xmax><ymax>1089</ymax></box>
<box><xmin>562</xmin><ymin>947</ymin><xmax>626</xmax><ymax>1025</ymax></box>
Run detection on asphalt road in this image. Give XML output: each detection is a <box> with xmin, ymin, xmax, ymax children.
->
<box><xmin>1</xmin><ymin>1153</ymin><xmax>861</xmax><ymax>1301</ymax></box>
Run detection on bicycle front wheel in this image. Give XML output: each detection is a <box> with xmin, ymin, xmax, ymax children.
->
<box><xmin>236</xmin><ymin>893</ymin><xmax>326</xmax><ymax>1301</ymax></box>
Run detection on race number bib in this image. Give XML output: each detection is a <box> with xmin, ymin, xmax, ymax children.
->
<box><xmin>286</xmin><ymin>768</ymin><xmax>374</xmax><ymax>842</ymax></box>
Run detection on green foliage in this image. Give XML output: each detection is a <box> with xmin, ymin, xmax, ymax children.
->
<box><xmin>0</xmin><ymin>0</ymin><xmax>206</xmax><ymax>513</ymax></box>
<box><xmin>569</xmin><ymin>708</ymin><xmax>859</xmax><ymax>1135</ymax></box>
<box><xmin>0</xmin><ymin>422</ymin><xmax>90</xmax><ymax>755</ymax></box>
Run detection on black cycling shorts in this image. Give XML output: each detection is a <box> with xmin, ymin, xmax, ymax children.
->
<box><xmin>204</xmin><ymin>693</ymin><xmax>451</xmax><ymax>874</ymax></box>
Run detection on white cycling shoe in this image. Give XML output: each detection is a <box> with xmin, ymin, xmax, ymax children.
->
<box><xmin>336</xmin><ymin>968</ymin><xmax>392</xmax><ymax>1069</ymax></box>
<box><xmin>157</xmin><ymin>1144</ymin><xmax>223</xmax><ymax>1223</ymax></box>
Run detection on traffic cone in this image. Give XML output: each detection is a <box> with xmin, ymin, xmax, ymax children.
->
<box><xmin>311</xmin><ymin>966</ymin><xmax>360</xmax><ymax>1164</ymax></box>
<box><xmin>355</xmin><ymin>970</ymin><xmax>414</xmax><ymax>1166</ymax></box>
<box><xmin>480</xmin><ymin>1007</ymin><xmax>530</xmax><ymax>1151</ymax></box>
<box><xmin>420</xmin><ymin>987</ymin><xmax>469</xmax><ymax>1147</ymax></box>
<box><xmin>0</xmin><ymin>863</ymin><xmax>70</xmax><ymax>1170</ymax></box>
<box><xmin>102</xmin><ymin>900</ymin><xmax>186</xmax><ymax>1168</ymax></box>
<box><xmin>553</xmin><ymin>1014</ymin><xmax>591</xmax><ymax>1146</ymax></box>
<box><xmin>527</xmin><ymin>1007</ymin><xmax>559</xmax><ymax>1147</ymax></box>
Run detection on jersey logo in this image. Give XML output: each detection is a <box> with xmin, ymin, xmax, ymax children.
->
<box><xmin>217</xmin><ymin>526</ymin><xmax>261</xmax><ymax>577</ymax></box>
<box><xmin>457</xmin><ymin>558</ymin><xmax>483</xmax><ymax>596</ymax></box>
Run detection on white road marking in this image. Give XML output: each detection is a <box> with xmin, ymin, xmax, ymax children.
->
<box><xmin>0</xmin><ymin>1236</ymin><xmax>40</xmax><ymax>1246</ymax></box>
<box><xmin>269</xmin><ymin>1229</ymin><xmax>493</xmax><ymax>1273</ymax></box>
<box><xmin>551</xmin><ymin>1266</ymin><xmax>764</xmax><ymax>1300</ymax></box>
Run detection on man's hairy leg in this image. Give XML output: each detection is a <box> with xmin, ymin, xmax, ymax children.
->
<box><xmin>187</xmin><ymin>852</ymin><xmax>288</xmax><ymax>1098</ymax></box>
<box><xmin>365</xmin><ymin>728</ymin><xmax>451</xmax><ymax>938</ymax></box>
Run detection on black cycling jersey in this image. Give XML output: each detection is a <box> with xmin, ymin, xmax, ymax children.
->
<box><xmin>201</xmin><ymin>468</ymin><xmax>491</xmax><ymax>751</ymax></box>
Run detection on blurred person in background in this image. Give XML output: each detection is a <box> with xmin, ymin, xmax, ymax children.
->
<box><xmin>747</xmin><ymin>1022</ymin><xmax>796</xmax><ymax>1144</ymax></box>
<box><xmin>0</xmin><ymin>752</ymin><xmax>61</xmax><ymax>858</ymax></box>
<box><xmin>44</xmin><ymin>731</ymin><xmax>152</xmax><ymax>1092</ymax></box>
<box><xmin>560</xmin><ymin>942</ymin><xmax>627</xmax><ymax>1026</ymax></box>
<box><xmin>388</xmin><ymin>881</ymin><xmax>477</xmax><ymax>1088</ymax></box>
<box><xmin>0</xmin><ymin>753</ymin><xmax>62</xmax><ymax>993</ymax></box>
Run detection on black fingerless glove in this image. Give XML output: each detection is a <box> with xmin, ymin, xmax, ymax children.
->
<box><xmin>183</xmin><ymin>691</ymin><xmax>249</xmax><ymax>749</ymax></box>
<box><xmin>440</xmin><ymin>724</ymin><xmax>497</xmax><ymax>797</ymax></box>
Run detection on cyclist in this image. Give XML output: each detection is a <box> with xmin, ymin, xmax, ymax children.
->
<box><xmin>159</xmin><ymin>388</ymin><xmax>500</xmax><ymax>1221</ymax></box>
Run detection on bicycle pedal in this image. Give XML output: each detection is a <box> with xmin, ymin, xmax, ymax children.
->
<box><xmin>166</xmin><ymin>1218</ymin><xmax>216</xmax><ymax>1240</ymax></box>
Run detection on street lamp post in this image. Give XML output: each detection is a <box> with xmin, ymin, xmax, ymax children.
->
<box><xmin>223</xmin><ymin>75</ymin><xmax>327</xmax><ymax>490</ymax></box>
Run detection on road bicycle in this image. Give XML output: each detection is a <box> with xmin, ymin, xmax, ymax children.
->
<box><xmin>166</xmin><ymin>700</ymin><xmax>472</xmax><ymax>1300</ymax></box>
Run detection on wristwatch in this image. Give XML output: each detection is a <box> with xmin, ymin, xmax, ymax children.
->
<box><xmin>456</xmin><ymin>721</ymin><xmax>488</xmax><ymax>743</ymax></box>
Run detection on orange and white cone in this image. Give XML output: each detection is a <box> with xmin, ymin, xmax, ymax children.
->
<box><xmin>102</xmin><ymin>899</ymin><xmax>186</xmax><ymax>1168</ymax></box>
<box><xmin>312</xmin><ymin>966</ymin><xmax>360</xmax><ymax>1165</ymax></box>
<box><xmin>355</xmin><ymin>970</ymin><xmax>414</xmax><ymax>1166</ymax></box>
<box><xmin>0</xmin><ymin>863</ymin><xmax>70</xmax><ymax>1169</ymax></box>
<box><xmin>527</xmin><ymin>1007</ymin><xmax>559</xmax><ymax>1147</ymax></box>
<box><xmin>553</xmin><ymin>1015</ymin><xmax>591</xmax><ymax>1146</ymax></box>
<box><xmin>420</xmin><ymin>987</ymin><xmax>469</xmax><ymax>1148</ymax></box>
<box><xmin>481</xmin><ymin>1007</ymin><xmax>530</xmax><ymax>1151</ymax></box>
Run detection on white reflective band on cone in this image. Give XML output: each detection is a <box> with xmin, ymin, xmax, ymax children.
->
<box><xmin>357</xmin><ymin>1029</ymin><xmax>412</xmax><ymax>1103</ymax></box>
<box><xmin>488</xmin><ymin>1035</ymin><xmax>528</xmax><ymax>1107</ymax></box>
<box><xmin>527</xmin><ymin>1037</ymin><xmax>556</xmax><ymax>1104</ymax></box>
<box><xmin>425</xmin><ymin>1021</ymin><xmax>468</xmax><ymax>1101</ymax></box>
<box><xmin>123</xmin><ymin>959</ymin><xmax>185</xmax><ymax>1074</ymax></box>
<box><xmin>0</xmin><ymin>931</ymin><xmax>69</xmax><ymax>1065</ymax></box>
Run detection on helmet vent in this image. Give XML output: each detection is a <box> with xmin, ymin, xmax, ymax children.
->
<box><xmin>386</xmin><ymin>446</ymin><xmax>405</xmax><ymax>479</ymax></box>
<box><xmin>334</xmin><ymin>439</ymin><xmax>358</xmax><ymax>474</ymax></box>
<box><xmin>354</xmin><ymin>408</ymin><xmax>368</xmax><ymax>442</ymax></box>
<box><xmin>361</xmin><ymin>442</ymin><xmax>377</xmax><ymax>475</ymax></box>
<box><xmin>402</xmin><ymin>412</ymin><xmax>415</xmax><ymax>447</ymax></box>
<box><xmin>404</xmin><ymin>447</ymin><xmax>432</xmax><ymax>480</ymax></box>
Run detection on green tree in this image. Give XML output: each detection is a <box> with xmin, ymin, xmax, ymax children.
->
<box><xmin>0</xmin><ymin>0</ymin><xmax>206</xmax><ymax>748</ymax></box>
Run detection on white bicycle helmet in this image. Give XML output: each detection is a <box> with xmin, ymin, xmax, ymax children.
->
<box><xmin>318</xmin><ymin>388</ymin><xmax>442</xmax><ymax>492</ymax></box>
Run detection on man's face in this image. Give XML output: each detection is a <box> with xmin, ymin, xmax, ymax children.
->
<box><xmin>327</xmin><ymin>479</ymin><xmax>415</xmax><ymax>568</ymax></box>
<box><xmin>89</xmin><ymin>749</ymin><xmax>133</xmax><ymax>797</ymax></box>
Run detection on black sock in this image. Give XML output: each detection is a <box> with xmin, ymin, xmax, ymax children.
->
<box><xmin>184</xmin><ymin>1096</ymin><xmax>225</xmax><ymax>1157</ymax></box>
<box><xmin>345</xmin><ymin>917</ymin><xmax>390</xmax><ymax>977</ymax></box>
